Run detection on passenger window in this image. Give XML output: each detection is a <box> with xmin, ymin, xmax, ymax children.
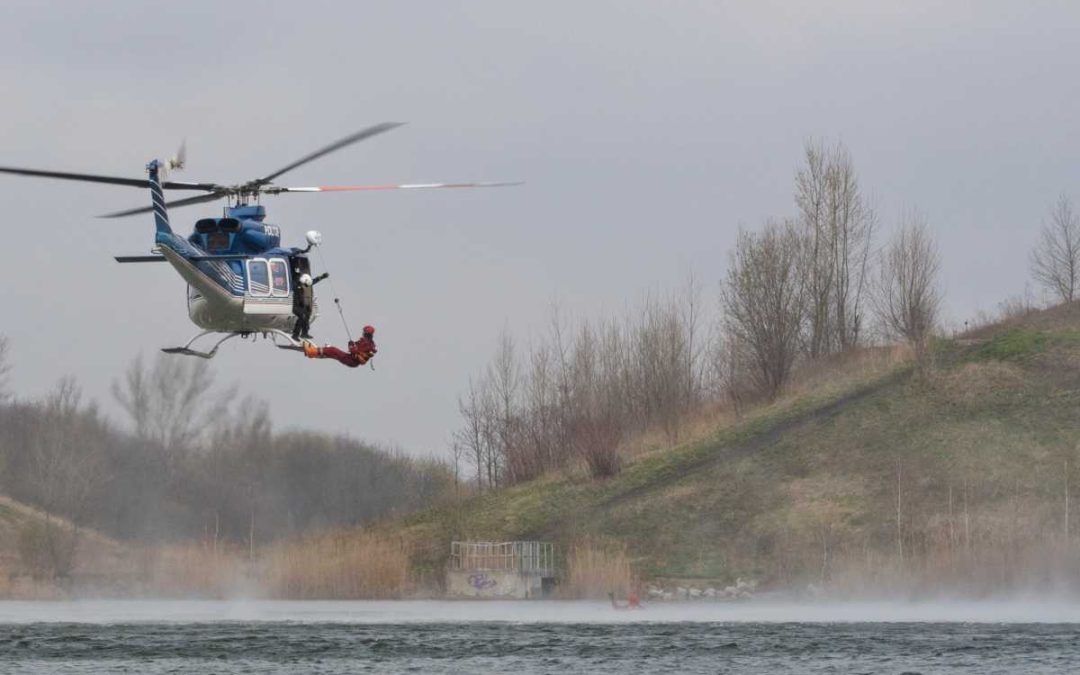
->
<box><xmin>270</xmin><ymin>259</ymin><xmax>290</xmax><ymax>297</ymax></box>
<box><xmin>247</xmin><ymin>259</ymin><xmax>270</xmax><ymax>297</ymax></box>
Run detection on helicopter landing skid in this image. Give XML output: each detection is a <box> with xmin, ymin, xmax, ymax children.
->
<box><xmin>161</xmin><ymin>331</ymin><xmax>239</xmax><ymax>359</ymax></box>
<box><xmin>268</xmin><ymin>329</ymin><xmax>307</xmax><ymax>352</ymax></box>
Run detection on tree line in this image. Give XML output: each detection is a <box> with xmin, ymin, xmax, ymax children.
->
<box><xmin>456</xmin><ymin>139</ymin><xmax>945</xmax><ymax>489</ymax></box>
<box><xmin>0</xmin><ymin>345</ymin><xmax>452</xmax><ymax>578</ymax></box>
<box><xmin>455</xmin><ymin>140</ymin><xmax>1080</xmax><ymax>491</ymax></box>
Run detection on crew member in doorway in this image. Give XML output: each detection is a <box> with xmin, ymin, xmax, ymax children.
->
<box><xmin>303</xmin><ymin>325</ymin><xmax>377</xmax><ymax>368</ymax></box>
<box><xmin>290</xmin><ymin>254</ymin><xmax>328</xmax><ymax>341</ymax></box>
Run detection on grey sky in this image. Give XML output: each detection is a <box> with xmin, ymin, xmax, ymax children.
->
<box><xmin>1</xmin><ymin>1</ymin><xmax>1078</xmax><ymax>455</ymax></box>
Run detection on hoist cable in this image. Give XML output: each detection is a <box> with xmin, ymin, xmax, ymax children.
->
<box><xmin>315</xmin><ymin>246</ymin><xmax>354</xmax><ymax>342</ymax></box>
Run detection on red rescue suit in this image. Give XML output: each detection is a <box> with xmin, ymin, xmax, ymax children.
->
<box><xmin>321</xmin><ymin>337</ymin><xmax>376</xmax><ymax>368</ymax></box>
<box><xmin>304</xmin><ymin>327</ymin><xmax>377</xmax><ymax>368</ymax></box>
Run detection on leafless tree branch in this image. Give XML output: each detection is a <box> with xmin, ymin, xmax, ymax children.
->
<box><xmin>1031</xmin><ymin>194</ymin><xmax>1080</xmax><ymax>303</ymax></box>
<box><xmin>874</xmin><ymin>210</ymin><xmax>941</xmax><ymax>372</ymax></box>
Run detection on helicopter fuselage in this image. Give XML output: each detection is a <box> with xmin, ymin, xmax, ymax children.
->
<box><xmin>148</xmin><ymin>177</ymin><xmax>315</xmax><ymax>336</ymax></box>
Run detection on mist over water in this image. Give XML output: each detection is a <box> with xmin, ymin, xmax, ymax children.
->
<box><xmin>4</xmin><ymin>601</ymin><xmax>1080</xmax><ymax>674</ymax></box>
<box><xmin>5</xmin><ymin>599</ymin><xmax>1080</xmax><ymax>624</ymax></box>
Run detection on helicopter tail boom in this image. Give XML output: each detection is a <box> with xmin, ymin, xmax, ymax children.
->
<box><xmin>146</xmin><ymin>159</ymin><xmax>173</xmax><ymax>236</ymax></box>
<box><xmin>158</xmin><ymin>245</ymin><xmax>239</xmax><ymax>311</ymax></box>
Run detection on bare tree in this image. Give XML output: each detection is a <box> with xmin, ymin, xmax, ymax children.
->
<box><xmin>455</xmin><ymin>377</ymin><xmax>485</xmax><ymax>491</ymax></box>
<box><xmin>826</xmin><ymin>146</ymin><xmax>875</xmax><ymax>351</ymax></box>
<box><xmin>633</xmin><ymin>296</ymin><xmax>690</xmax><ymax>440</ymax></box>
<box><xmin>796</xmin><ymin>141</ymin><xmax>833</xmax><ymax>357</ymax></box>
<box><xmin>673</xmin><ymin>271</ymin><xmax>708</xmax><ymax>429</ymax></box>
<box><xmin>0</xmin><ymin>335</ymin><xmax>10</xmax><ymax>402</ymax></box>
<box><xmin>1031</xmin><ymin>194</ymin><xmax>1080</xmax><ymax>303</ymax></box>
<box><xmin>722</xmin><ymin>221</ymin><xmax>805</xmax><ymax>399</ymax></box>
<box><xmin>874</xmin><ymin>211</ymin><xmax>941</xmax><ymax>371</ymax></box>
<box><xmin>455</xmin><ymin>375</ymin><xmax>499</xmax><ymax>491</ymax></box>
<box><xmin>571</xmin><ymin>412</ymin><xmax>623</xmax><ymax>479</ymax></box>
<box><xmin>22</xmin><ymin>377</ymin><xmax>105</xmax><ymax>579</ymax></box>
<box><xmin>456</xmin><ymin>282</ymin><xmax>717</xmax><ymax>485</ymax></box>
<box><xmin>111</xmin><ymin>354</ymin><xmax>229</xmax><ymax>453</ymax></box>
<box><xmin>523</xmin><ymin>342</ymin><xmax>560</xmax><ymax>472</ymax></box>
<box><xmin>795</xmin><ymin>139</ymin><xmax>875</xmax><ymax>355</ymax></box>
<box><xmin>488</xmin><ymin>328</ymin><xmax>523</xmax><ymax>480</ymax></box>
<box><xmin>708</xmin><ymin>330</ymin><xmax>754</xmax><ymax>418</ymax></box>
<box><xmin>450</xmin><ymin>440</ymin><xmax>465</xmax><ymax>496</ymax></box>
<box><xmin>680</xmin><ymin>271</ymin><xmax>707</xmax><ymax>411</ymax></box>
<box><xmin>31</xmin><ymin>379</ymin><xmax>105</xmax><ymax>517</ymax></box>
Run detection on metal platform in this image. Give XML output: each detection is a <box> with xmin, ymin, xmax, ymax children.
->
<box><xmin>447</xmin><ymin>541</ymin><xmax>556</xmax><ymax>599</ymax></box>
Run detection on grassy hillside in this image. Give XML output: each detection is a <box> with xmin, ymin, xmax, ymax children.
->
<box><xmin>7</xmin><ymin>303</ymin><xmax>1080</xmax><ymax>599</ymax></box>
<box><xmin>400</xmin><ymin>303</ymin><xmax>1080</xmax><ymax>596</ymax></box>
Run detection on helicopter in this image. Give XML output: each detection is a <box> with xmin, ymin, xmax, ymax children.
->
<box><xmin>0</xmin><ymin>122</ymin><xmax>517</xmax><ymax>358</ymax></box>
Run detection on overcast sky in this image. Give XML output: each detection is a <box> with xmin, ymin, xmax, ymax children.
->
<box><xmin>2</xmin><ymin>1</ymin><xmax>1078</xmax><ymax>455</ymax></box>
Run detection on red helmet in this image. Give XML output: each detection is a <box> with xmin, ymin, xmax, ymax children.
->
<box><xmin>362</xmin><ymin>325</ymin><xmax>375</xmax><ymax>336</ymax></box>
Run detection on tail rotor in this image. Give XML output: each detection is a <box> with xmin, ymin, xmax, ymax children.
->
<box><xmin>161</xmin><ymin>140</ymin><xmax>186</xmax><ymax>179</ymax></box>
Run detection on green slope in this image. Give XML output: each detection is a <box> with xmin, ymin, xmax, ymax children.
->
<box><xmin>402</xmin><ymin>304</ymin><xmax>1080</xmax><ymax>592</ymax></box>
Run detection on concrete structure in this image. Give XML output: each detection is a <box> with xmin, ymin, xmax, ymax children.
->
<box><xmin>446</xmin><ymin>541</ymin><xmax>556</xmax><ymax>599</ymax></box>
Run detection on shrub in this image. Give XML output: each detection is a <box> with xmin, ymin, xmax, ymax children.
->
<box><xmin>572</xmin><ymin>416</ymin><xmax>623</xmax><ymax>479</ymax></box>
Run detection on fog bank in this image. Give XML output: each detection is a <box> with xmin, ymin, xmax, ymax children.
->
<box><xmin>5</xmin><ymin>599</ymin><xmax>1080</xmax><ymax>625</ymax></box>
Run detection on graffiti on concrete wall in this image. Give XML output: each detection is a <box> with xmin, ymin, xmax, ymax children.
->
<box><xmin>468</xmin><ymin>573</ymin><xmax>498</xmax><ymax>590</ymax></box>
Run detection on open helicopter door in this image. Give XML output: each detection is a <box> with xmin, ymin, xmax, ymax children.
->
<box><xmin>244</xmin><ymin>256</ymin><xmax>294</xmax><ymax>315</ymax></box>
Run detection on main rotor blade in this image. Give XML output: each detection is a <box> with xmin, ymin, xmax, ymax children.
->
<box><xmin>267</xmin><ymin>181</ymin><xmax>523</xmax><ymax>194</ymax></box>
<box><xmin>0</xmin><ymin>165</ymin><xmax>218</xmax><ymax>191</ymax></box>
<box><xmin>161</xmin><ymin>180</ymin><xmax>220</xmax><ymax>191</ymax></box>
<box><xmin>100</xmin><ymin>192</ymin><xmax>225</xmax><ymax>218</ymax></box>
<box><xmin>255</xmin><ymin>122</ymin><xmax>405</xmax><ymax>185</ymax></box>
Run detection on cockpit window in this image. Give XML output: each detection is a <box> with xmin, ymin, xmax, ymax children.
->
<box><xmin>247</xmin><ymin>259</ymin><xmax>270</xmax><ymax>297</ymax></box>
<box><xmin>269</xmin><ymin>258</ymin><xmax>290</xmax><ymax>297</ymax></box>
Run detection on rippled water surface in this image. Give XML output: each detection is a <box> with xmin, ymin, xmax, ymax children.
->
<box><xmin>2</xmin><ymin>601</ymin><xmax>1079</xmax><ymax>674</ymax></box>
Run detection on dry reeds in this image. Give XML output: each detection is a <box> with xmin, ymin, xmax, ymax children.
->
<box><xmin>261</xmin><ymin>528</ymin><xmax>411</xmax><ymax>599</ymax></box>
<box><xmin>138</xmin><ymin>541</ymin><xmax>247</xmax><ymax>598</ymax></box>
<box><xmin>0</xmin><ymin>562</ymin><xmax>11</xmax><ymax>598</ymax></box>
<box><xmin>560</xmin><ymin>538</ymin><xmax>634</xmax><ymax>599</ymax></box>
<box><xmin>0</xmin><ymin>570</ymin><xmax>64</xmax><ymax>600</ymax></box>
<box><xmin>619</xmin><ymin>406</ymin><xmax>730</xmax><ymax>460</ymax></box>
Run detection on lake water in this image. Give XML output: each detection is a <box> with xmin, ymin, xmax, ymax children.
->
<box><xmin>2</xmin><ymin>600</ymin><xmax>1079</xmax><ymax>673</ymax></box>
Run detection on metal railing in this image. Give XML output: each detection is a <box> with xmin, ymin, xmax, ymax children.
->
<box><xmin>450</xmin><ymin>541</ymin><xmax>555</xmax><ymax>576</ymax></box>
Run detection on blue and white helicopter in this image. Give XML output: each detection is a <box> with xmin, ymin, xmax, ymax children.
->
<box><xmin>0</xmin><ymin>123</ymin><xmax>516</xmax><ymax>358</ymax></box>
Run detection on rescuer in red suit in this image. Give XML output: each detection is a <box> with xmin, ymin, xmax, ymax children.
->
<box><xmin>303</xmin><ymin>325</ymin><xmax>377</xmax><ymax>367</ymax></box>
